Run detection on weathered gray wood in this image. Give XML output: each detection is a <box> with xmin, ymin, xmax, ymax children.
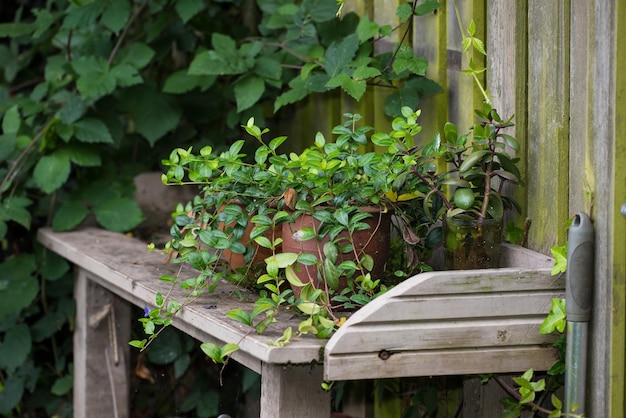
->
<box><xmin>325</xmin><ymin>261</ymin><xmax>564</xmax><ymax>380</ymax></box>
<box><xmin>260</xmin><ymin>363</ymin><xmax>330</xmax><ymax>418</ymax></box>
<box><xmin>38</xmin><ymin>227</ymin><xmax>325</xmax><ymax>373</ymax></box>
<box><xmin>74</xmin><ymin>269</ymin><xmax>130</xmax><ymax>418</ymax></box>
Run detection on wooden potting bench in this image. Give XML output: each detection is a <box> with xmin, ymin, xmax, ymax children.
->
<box><xmin>38</xmin><ymin>227</ymin><xmax>564</xmax><ymax>418</ymax></box>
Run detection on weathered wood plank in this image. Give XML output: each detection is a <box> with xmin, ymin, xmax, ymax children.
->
<box><xmin>261</xmin><ymin>363</ymin><xmax>330</xmax><ymax>418</ymax></box>
<box><xmin>328</xmin><ymin>319</ymin><xmax>554</xmax><ymax>354</ymax></box>
<box><xmin>37</xmin><ymin>227</ymin><xmax>325</xmax><ymax>373</ymax></box>
<box><xmin>74</xmin><ymin>269</ymin><xmax>130</xmax><ymax>418</ymax></box>
<box><xmin>324</xmin><ymin>346</ymin><xmax>560</xmax><ymax>381</ymax></box>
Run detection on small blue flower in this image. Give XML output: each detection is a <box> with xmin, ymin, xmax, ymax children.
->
<box><xmin>143</xmin><ymin>306</ymin><xmax>150</xmax><ymax>317</ymax></box>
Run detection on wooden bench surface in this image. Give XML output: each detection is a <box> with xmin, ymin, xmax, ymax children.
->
<box><xmin>38</xmin><ymin>227</ymin><xmax>325</xmax><ymax>373</ymax></box>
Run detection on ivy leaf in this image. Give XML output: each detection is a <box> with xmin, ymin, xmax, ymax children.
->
<box><xmin>175</xmin><ymin>0</ymin><xmax>205</xmax><ymax>23</ymax></box>
<box><xmin>52</xmin><ymin>200</ymin><xmax>90</xmax><ymax>231</ymax></box>
<box><xmin>540</xmin><ymin>298</ymin><xmax>566</xmax><ymax>334</ymax></box>
<box><xmin>101</xmin><ymin>0</ymin><xmax>131</xmax><ymax>34</ymax></box>
<box><xmin>33</xmin><ymin>150</ymin><xmax>71</xmax><ymax>193</ymax></box>
<box><xmin>551</xmin><ymin>244</ymin><xmax>567</xmax><ymax>275</ymax></box>
<box><xmin>73</xmin><ymin>118</ymin><xmax>113</xmax><ymax>143</ymax></box>
<box><xmin>94</xmin><ymin>197</ymin><xmax>144</xmax><ymax>232</ymax></box>
<box><xmin>234</xmin><ymin>75</ymin><xmax>265</xmax><ymax>112</ymax></box>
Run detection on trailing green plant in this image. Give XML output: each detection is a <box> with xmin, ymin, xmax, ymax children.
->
<box><xmin>131</xmin><ymin>107</ymin><xmax>432</xmax><ymax>351</ymax></box>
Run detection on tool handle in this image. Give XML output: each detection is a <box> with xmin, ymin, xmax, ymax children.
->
<box><xmin>565</xmin><ymin>212</ymin><xmax>595</xmax><ymax>322</ymax></box>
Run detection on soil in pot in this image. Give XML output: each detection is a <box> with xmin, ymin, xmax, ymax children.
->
<box><xmin>282</xmin><ymin>207</ymin><xmax>392</xmax><ymax>297</ymax></box>
<box><xmin>443</xmin><ymin>216</ymin><xmax>503</xmax><ymax>270</ymax></box>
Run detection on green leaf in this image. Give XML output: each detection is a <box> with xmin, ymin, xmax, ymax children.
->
<box><xmin>0</xmin><ymin>324</ymin><xmax>31</xmax><ymax>371</ymax></box>
<box><xmin>234</xmin><ymin>75</ymin><xmax>265</xmax><ymax>112</ymax></box>
<box><xmin>285</xmin><ymin>265</ymin><xmax>305</xmax><ymax>287</ymax></box>
<box><xmin>324</xmin><ymin>34</ymin><xmax>359</xmax><ymax>78</ymax></box>
<box><xmin>114</xmin><ymin>43</ymin><xmax>155</xmax><ymax>69</ymax></box>
<box><xmin>0</xmin><ymin>196</ymin><xmax>32</xmax><ymax>229</ymax></box>
<box><xmin>33</xmin><ymin>150</ymin><xmax>71</xmax><ymax>193</ymax></box>
<box><xmin>0</xmin><ymin>374</ymin><xmax>24</xmax><ymax>415</ymax></box>
<box><xmin>121</xmin><ymin>85</ymin><xmax>182</xmax><ymax>146</ymax></box>
<box><xmin>72</xmin><ymin>56</ymin><xmax>116</xmax><ymax>99</ymax></box>
<box><xmin>0</xmin><ymin>133</ymin><xmax>17</xmax><ymax>162</ymax></box>
<box><xmin>459</xmin><ymin>150</ymin><xmax>489</xmax><ymax>173</ymax></box>
<box><xmin>0</xmin><ymin>23</ymin><xmax>34</xmax><ymax>38</ymax></box>
<box><xmin>163</xmin><ymin>70</ymin><xmax>215</xmax><ymax>94</ymax></box>
<box><xmin>64</xmin><ymin>143</ymin><xmax>102</xmax><ymax>167</ymax></box>
<box><xmin>540</xmin><ymin>298</ymin><xmax>566</xmax><ymax>334</ymax></box>
<box><xmin>73</xmin><ymin>118</ymin><xmax>114</xmax><ymax>143</ymax></box>
<box><xmin>2</xmin><ymin>105</ymin><xmax>20</xmax><ymax>134</ymax></box>
<box><xmin>57</xmin><ymin>95</ymin><xmax>87</xmax><ymax>124</ymax></box>
<box><xmin>94</xmin><ymin>197</ymin><xmax>144</xmax><ymax>232</ymax></box>
<box><xmin>52</xmin><ymin>200</ymin><xmax>90</xmax><ymax>231</ymax></box>
<box><xmin>110</xmin><ymin>63</ymin><xmax>142</xmax><ymax>87</ymax></box>
<box><xmin>147</xmin><ymin>327</ymin><xmax>183</xmax><ymax>365</ymax></box>
<box><xmin>226</xmin><ymin>309</ymin><xmax>253</xmax><ymax>325</ymax></box>
<box><xmin>551</xmin><ymin>244</ymin><xmax>567</xmax><ymax>275</ymax></box>
<box><xmin>101</xmin><ymin>0</ymin><xmax>131</xmax><ymax>34</ymax></box>
<box><xmin>254</xmin><ymin>56</ymin><xmax>282</xmax><ymax>80</ymax></box>
<box><xmin>39</xmin><ymin>251</ymin><xmax>70</xmax><ymax>281</ymax></box>
<box><xmin>175</xmin><ymin>0</ymin><xmax>205</xmax><ymax>23</ymax></box>
<box><xmin>200</xmin><ymin>342</ymin><xmax>223</xmax><ymax>363</ymax></box>
<box><xmin>0</xmin><ymin>255</ymin><xmax>38</xmax><ymax>319</ymax></box>
<box><xmin>392</xmin><ymin>45</ymin><xmax>428</xmax><ymax>75</ymax></box>
<box><xmin>51</xmin><ymin>375</ymin><xmax>73</xmax><ymax>396</ymax></box>
<box><xmin>356</xmin><ymin>16</ymin><xmax>379</xmax><ymax>42</ymax></box>
<box><xmin>266</xmin><ymin>252</ymin><xmax>298</xmax><ymax>268</ymax></box>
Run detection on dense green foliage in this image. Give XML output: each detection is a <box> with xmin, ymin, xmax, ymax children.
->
<box><xmin>0</xmin><ymin>0</ymin><xmax>441</xmax><ymax>415</ymax></box>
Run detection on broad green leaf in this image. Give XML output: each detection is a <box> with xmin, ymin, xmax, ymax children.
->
<box><xmin>0</xmin><ymin>133</ymin><xmax>16</xmax><ymax>162</ymax></box>
<box><xmin>414</xmin><ymin>1</ymin><xmax>442</xmax><ymax>16</ymax></box>
<box><xmin>253</xmin><ymin>56</ymin><xmax>282</xmax><ymax>80</ymax></box>
<box><xmin>72</xmin><ymin>56</ymin><xmax>116</xmax><ymax>99</ymax></box>
<box><xmin>353</xmin><ymin>66</ymin><xmax>381</xmax><ymax>80</ymax></box>
<box><xmin>0</xmin><ymin>255</ymin><xmax>38</xmax><ymax>319</ymax></box>
<box><xmin>52</xmin><ymin>200</ymin><xmax>90</xmax><ymax>231</ymax></box>
<box><xmin>0</xmin><ymin>196</ymin><xmax>32</xmax><ymax>229</ymax></box>
<box><xmin>226</xmin><ymin>309</ymin><xmax>253</xmax><ymax>325</ymax></box>
<box><xmin>392</xmin><ymin>45</ymin><xmax>428</xmax><ymax>75</ymax></box>
<box><xmin>0</xmin><ymin>324</ymin><xmax>31</xmax><ymax>371</ymax></box>
<box><xmin>0</xmin><ymin>23</ymin><xmax>34</xmax><ymax>38</ymax></box>
<box><xmin>540</xmin><ymin>298</ymin><xmax>566</xmax><ymax>334</ymax></box>
<box><xmin>57</xmin><ymin>95</ymin><xmax>86</xmax><ymax>124</ymax></box>
<box><xmin>175</xmin><ymin>0</ymin><xmax>205</xmax><ymax>23</ymax></box>
<box><xmin>459</xmin><ymin>150</ymin><xmax>489</xmax><ymax>173</ymax></box>
<box><xmin>356</xmin><ymin>16</ymin><xmax>379</xmax><ymax>42</ymax></box>
<box><xmin>285</xmin><ymin>265</ymin><xmax>305</xmax><ymax>287</ymax></box>
<box><xmin>266</xmin><ymin>252</ymin><xmax>298</xmax><ymax>268</ymax></box>
<box><xmin>324</xmin><ymin>34</ymin><xmax>359</xmax><ymax>78</ymax></box>
<box><xmin>234</xmin><ymin>75</ymin><xmax>265</xmax><ymax>112</ymax></box>
<box><xmin>110</xmin><ymin>63</ymin><xmax>142</xmax><ymax>87</ymax></box>
<box><xmin>115</xmin><ymin>43</ymin><xmax>155</xmax><ymax>69</ymax></box>
<box><xmin>62</xmin><ymin>2</ymin><xmax>105</xmax><ymax>29</ymax></box>
<box><xmin>297</xmin><ymin>301</ymin><xmax>321</xmax><ymax>315</ymax></box>
<box><xmin>309</xmin><ymin>0</ymin><xmax>339</xmax><ymax>22</ymax></box>
<box><xmin>200</xmin><ymin>342</ymin><xmax>223</xmax><ymax>363</ymax></box>
<box><xmin>94</xmin><ymin>197</ymin><xmax>144</xmax><ymax>232</ymax></box>
<box><xmin>120</xmin><ymin>85</ymin><xmax>182</xmax><ymax>146</ymax></box>
<box><xmin>51</xmin><ymin>375</ymin><xmax>73</xmax><ymax>396</ymax></box>
<box><xmin>33</xmin><ymin>150</ymin><xmax>71</xmax><ymax>193</ymax></box>
<box><xmin>2</xmin><ymin>105</ymin><xmax>20</xmax><ymax>134</ymax></box>
<box><xmin>146</xmin><ymin>327</ymin><xmax>182</xmax><ymax>365</ymax></box>
<box><xmin>64</xmin><ymin>143</ymin><xmax>102</xmax><ymax>167</ymax></box>
<box><xmin>396</xmin><ymin>3</ymin><xmax>413</xmax><ymax>23</ymax></box>
<box><xmin>101</xmin><ymin>0</ymin><xmax>131</xmax><ymax>34</ymax></box>
<box><xmin>163</xmin><ymin>70</ymin><xmax>215</xmax><ymax>94</ymax></box>
<box><xmin>74</xmin><ymin>117</ymin><xmax>113</xmax><ymax>143</ymax></box>
<box><xmin>39</xmin><ymin>251</ymin><xmax>70</xmax><ymax>281</ymax></box>
<box><xmin>0</xmin><ymin>374</ymin><xmax>24</xmax><ymax>415</ymax></box>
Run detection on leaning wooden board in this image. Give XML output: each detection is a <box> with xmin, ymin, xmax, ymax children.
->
<box><xmin>324</xmin><ymin>244</ymin><xmax>565</xmax><ymax>380</ymax></box>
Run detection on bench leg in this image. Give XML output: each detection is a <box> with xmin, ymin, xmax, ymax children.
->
<box><xmin>260</xmin><ymin>363</ymin><xmax>330</xmax><ymax>418</ymax></box>
<box><xmin>74</xmin><ymin>269</ymin><xmax>130</xmax><ymax>418</ymax></box>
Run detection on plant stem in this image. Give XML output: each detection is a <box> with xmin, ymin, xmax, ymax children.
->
<box><xmin>493</xmin><ymin>376</ymin><xmax>553</xmax><ymax>415</ymax></box>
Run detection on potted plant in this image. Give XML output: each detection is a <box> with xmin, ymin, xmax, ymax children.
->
<box><xmin>415</xmin><ymin>101</ymin><xmax>522</xmax><ymax>270</ymax></box>
<box><xmin>144</xmin><ymin>107</ymin><xmax>428</xmax><ymax>348</ymax></box>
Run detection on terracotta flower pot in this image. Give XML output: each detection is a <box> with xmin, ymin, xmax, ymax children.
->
<box><xmin>219</xmin><ymin>201</ymin><xmax>280</xmax><ymax>270</ymax></box>
<box><xmin>281</xmin><ymin>207</ymin><xmax>392</xmax><ymax>296</ymax></box>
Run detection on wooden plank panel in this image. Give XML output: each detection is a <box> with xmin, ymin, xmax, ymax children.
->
<box><xmin>339</xmin><ymin>292</ymin><xmax>557</xmax><ymax>323</ymax></box>
<box><xmin>324</xmin><ymin>346</ymin><xmax>560</xmax><ymax>381</ymax></box>
<box><xmin>326</xmin><ymin>319</ymin><xmax>554</xmax><ymax>354</ymax></box>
